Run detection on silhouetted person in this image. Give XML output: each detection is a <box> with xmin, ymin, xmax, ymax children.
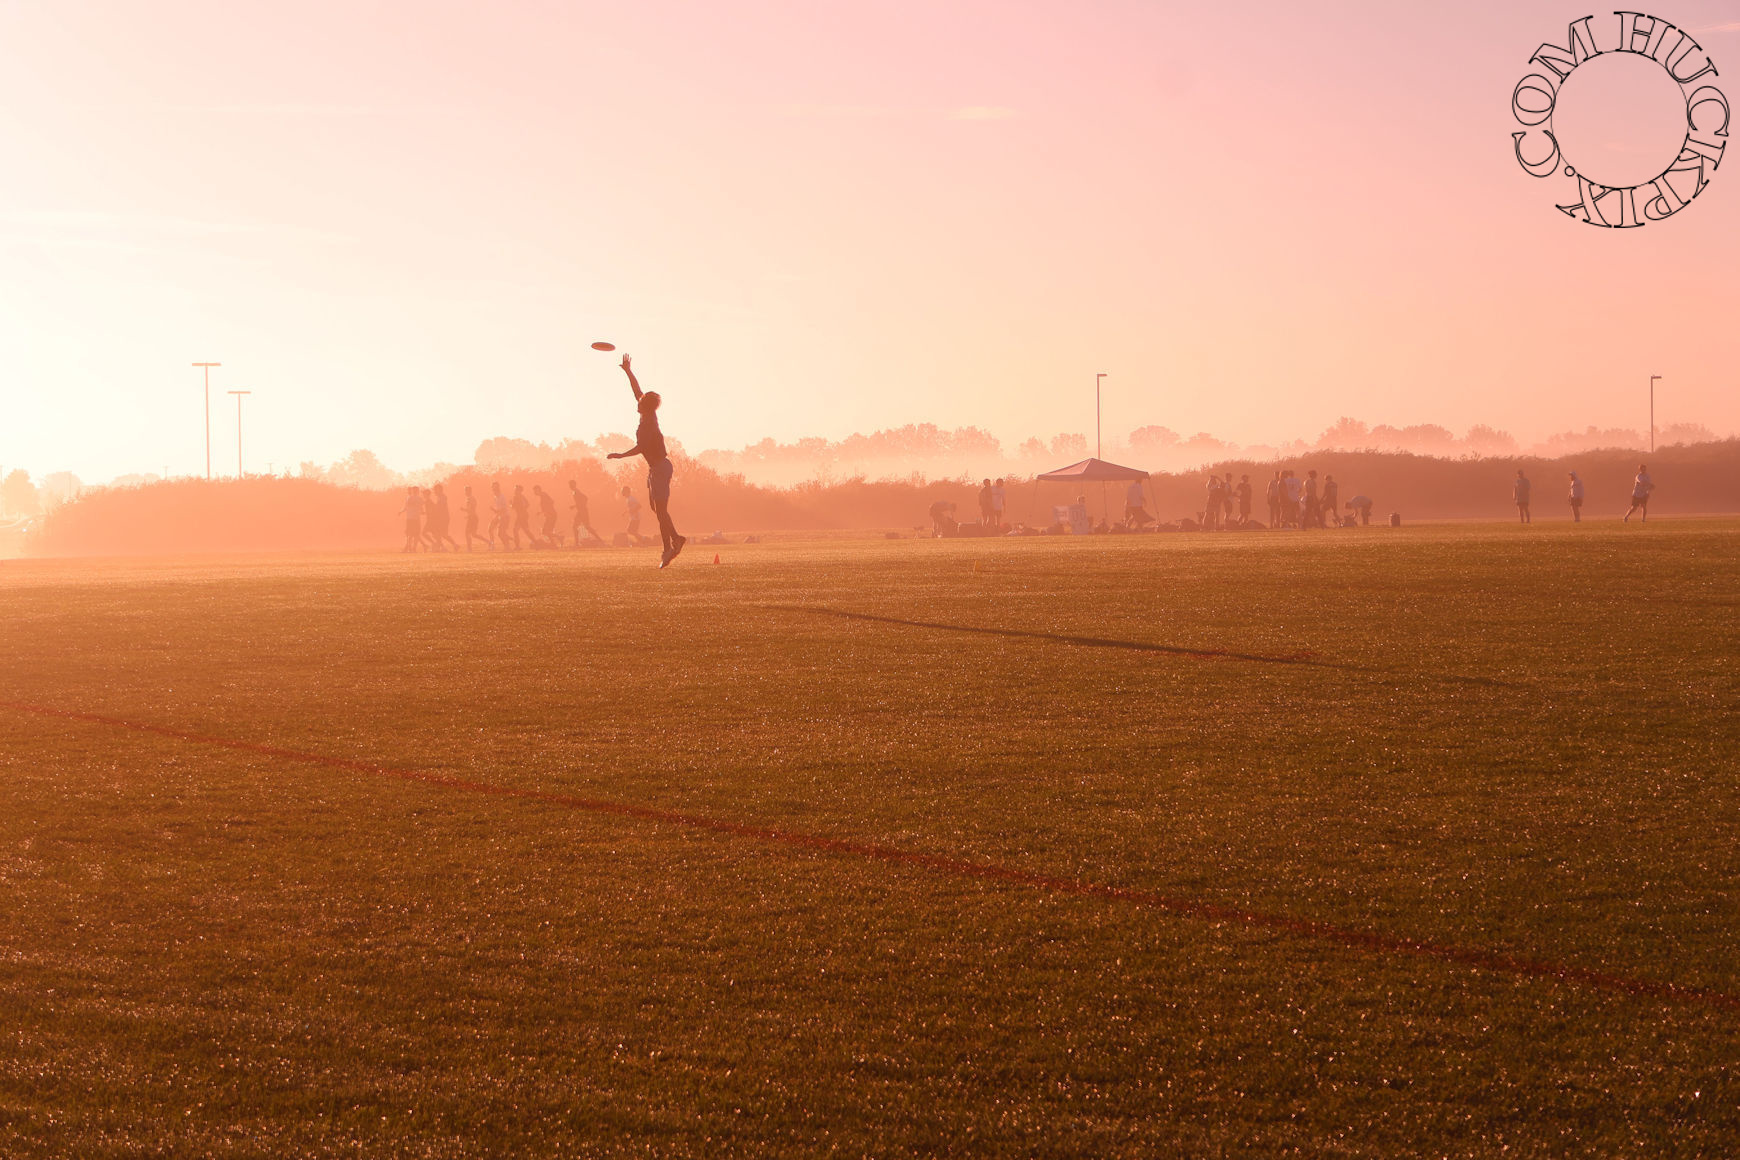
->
<box><xmin>929</xmin><ymin>498</ymin><xmax>958</xmax><ymax>536</ymax></box>
<box><xmin>621</xmin><ymin>485</ymin><xmax>643</xmax><ymax>541</ymax></box>
<box><xmin>1235</xmin><ymin>473</ymin><xmax>1252</xmax><ymax>526</ymax></box>
<box><xmin>428</xmin><ymin>483</ymin><xmax>459</xmax><ymax>552</ymax></box>
<box><xmin>510</xmin><ymin>484</ymin><xmax>533</xmax><ymax>549</ymax></box>
<box><xmin>1204</xmin><ymin>473</ymin><xmax>1224</xmax><ymax>530</ymax></box>
<box><xmin>1346</xmin><ymin>495</ymin><xmax>1373</xmax><ymax>525</ymax></box>
<box><xmin>1266</xmin><ymin>472</ymin><xmax>1282</xmax><ymax>528</ymax></box>
<box><xmin>1513</xmin><ymin>469</ymin><xmax>1532</xmax><ymax>524</ymax></box>
<box><xmin>399</xmin><ymin>486</ymin><xmax>423</xmax><ymax>553</ymax></box>
<box><xmin>1124</xmin><ymin>479</ymin><xmax>1151</xmax><ymax>526</ymax></box>
<box><xmin>1321</xmin><ymin>474</ymin><xmax>1338</xmax><ymax>524</ymax></box>
<box><xmin>569</xmin><ymin>480</ymin><xmax>599</xmax><ymax>545</ymax></box>
<box><xmin>419</xmin><ymin>489</ymin><xmax>439</xmax><ymax>549</ymax></box>
<box><xmin>488</xmin><ymin>481</ymin><xmax>509</xmax><ymax>549</ymax></box>
<box><xmin>606</xmin><ymin>354</ymin><xmax>685</xmax><ymax>567</ymax></box>
<box><xmin>978</xmin><ymin>478</ymin><xmax>994</xmax><ymax>527</ymax></box>
<box><xmin>533</xmin><ymin>484</ymin><xmax>560</xmax><ymax>547</ymax></box>
<box><xmin>991</xmin><ymin>478</ymin><xmax>1007</xmax><ymax>528</ymax></box>
<box><xmin>1282</xmin><ymin>470</ymin><xmax>1302</xmax><ymax>529</ymax></box>
<box><xmin>1303</xmin><ymin>470</ymin><xmax>1321</xmax><ymax>528</ymax></box>
<box><xmin>461</xmin><ymin>485</ymin><xmax>483</xmax><ymax>552</ymax></box>
<box><xmin>1624</xmin><ymin>464</ymin><xmax>1654</xmax><ymax>522</ymax></box>
<box><xmin>1567</xmin><ymin>471</ymin><xmax>1584</xmax><ymax>523</ymax></box>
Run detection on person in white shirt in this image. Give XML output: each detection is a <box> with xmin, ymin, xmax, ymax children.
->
<box><xmin>1624</xmin><ymin>464</ymin><xmax>1654</xmax><ymax>522</ymax></box>
<box><xmin>1567</xmin><ymin>471</ymin><xmax>1585</xmax><ymax>522</ymax></box>
<box><xmin>1124</xmin><ymin>479</ymin><xmax>1152</xmax><ymax>527</ymax></box>
<box><xmin>991</xmin><ymin>478</ymin><xmax>1007</xmax><ymax>529</ymax></box>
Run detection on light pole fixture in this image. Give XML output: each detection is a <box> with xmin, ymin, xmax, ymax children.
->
<box><xmin>193</xmin><ymin>362</ymin><xmax>221</xmax><ymax>479</ymax></box>
<box><xmin>228</xmin><ymin>390</ymin><xmax>252</xmax><ymax>477</ymax></box>
<box><xmin>1649</xmin><ymin>375</ymin><xmax>1662</xmax><ymax>453</ymax></box>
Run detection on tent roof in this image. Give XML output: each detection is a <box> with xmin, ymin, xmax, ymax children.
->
<box><xmin>1034</xmin><ymin>457</ymin><xmax>1149</xmax><ymax>482</ymax></box>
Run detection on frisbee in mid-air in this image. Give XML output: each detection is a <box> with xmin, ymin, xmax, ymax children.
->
<box><xmin>591</xmin><ymin>341</ymin><xmax>616</xmax><ymax>352</ymax></box>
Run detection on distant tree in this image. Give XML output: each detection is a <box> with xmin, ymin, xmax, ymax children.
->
<box><xmin>1463</xmin><ymin>424</ymin><xmax>1518</xmax><ymax>456</ymax></box>
<box><xmin>1128</xmin><ymin>425</ymin><xmax>1180</xmax><ymax>451</ymax></box>
<box><xmin>40</xmin><ymin>472</ymin><xmax>83</xmax><ymax>506</ymax></box>
<box><xmin>324</xmin><ymin>450</ymin><xmax>397</xmax><ymax>490</ymax></box>
<box><xmin>1017</xmin><ymin>437</ymin><xmax>1048</xmax><ymax>460</ymax></box>
<box><xmin>1659</xmin><ymin>422</ymin><xmax>1717</xmax><ymax>446</ymax></box>
<box><xmin>1316</xmin><ymin>417</ymin><xmax>1370</xmax><ymax>449</ymax></box>
<box><xmin>1</xmin><ymin>469</ymin><xmax>40</xmax><ymax>517</ymax></box>
<box><xmin>473</xmin><ymin>437</ymin><xmax>554</xmax><ymax>472</ymax></box>
<box><xmin>1049</xmin><ymin>433</ymin><xmax>1088</xmax><ymax>459</ymax></box>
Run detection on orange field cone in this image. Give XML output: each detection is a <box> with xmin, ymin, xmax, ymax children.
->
<box><xmin>713</xmin><ymin>553</ymin><xmax>721</xmax><ymax>564</ymax></box>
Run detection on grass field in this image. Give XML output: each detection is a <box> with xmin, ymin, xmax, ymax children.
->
<box><xmin>2</xmin><ymin>522</ymin><xmax>1737</xmax><ymax>1158</ymax></box>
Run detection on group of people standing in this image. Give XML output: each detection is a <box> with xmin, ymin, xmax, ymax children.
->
<box><xmin>397</xmin><ymin>352</ymin><xmax>689</xmax><ymax>566</ymax></box>
<box><xmin>1202</xmin><ymin>470</ymin><xmax>1372</xmax><ymax>530</ymax></box>
<box><xmin>1515</xmin><ymin>464</ymin><xmax>1655</xmax><ymax>523</ymax></box>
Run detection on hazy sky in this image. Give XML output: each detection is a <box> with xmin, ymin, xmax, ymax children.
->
<box><xmin>3</xmin><ymin>0</ymin><xmax>1738</xmax><ymax>481</ymax></box>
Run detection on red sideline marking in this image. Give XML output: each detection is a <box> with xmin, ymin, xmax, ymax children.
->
<box><xmin>7</xmin><ymin>698</ymin><xmax>1737</xmax><ymax>1014</ymax></box>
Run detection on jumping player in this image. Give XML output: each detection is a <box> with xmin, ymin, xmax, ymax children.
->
<box><xmin>606</xmin><ymin>354</ymin><xmax>686</xmax><ymax>568</ymax></box>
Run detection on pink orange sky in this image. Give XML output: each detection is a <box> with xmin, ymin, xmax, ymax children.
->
<box><xmin>3</xmin><ymin>0</ymin><xmax>1738</xmax><ymax>483</ymax></box>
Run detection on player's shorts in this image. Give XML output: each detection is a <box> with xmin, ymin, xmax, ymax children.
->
<box><xmin>648</xmin><ymin>458</ymin><xmax>674</xmax><ymax>506</ymax></box>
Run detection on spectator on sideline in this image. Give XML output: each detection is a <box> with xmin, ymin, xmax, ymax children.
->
<box><xmin>1624</xmin><ymin>464</ymin><xmax>1654</xmax><ymax>522</ymax></box>
<box><xmin>1282</xmin><ymin>471</ymin><xmax>1303</xmax><ymax>529</ymax></box>
<box><xmin>1266</xmin><ymin>472</ymin><xmax>1282</xmax><ymax>528</ymax></box>
<box><xmin>1234</xmin><ymin>474</ymin><xmax>1253</xmax><ymax>526</ymax></box>
<box><xmin>979</xmin><ymin>478</ymin><xmax>995</xmax><ymax>527</ymax></box>
<box><xmin>1204</xmin><ymin>473</ymin><xmax>1224</xmax><ymax>530</ymax></box>
<box><xmin>1124</xmin><ymin>479</ymin><xmax>1153</xmax><ymax>527</ymax></box>
<box><xmin>1346</xmin><ymin>495</ymin><xmax>1374</xmax><ymax>525</ymax></box>
<box><xmin>1513</xmin><ymin>469</ymin><xmax>1532</xmax><ymax>524</ymax></box>
<box><xmin>1303</xmin><ymin>470</ymin><xmax>1321</xmax><ymax>529</ymax></box>
<box><xmin>1567</xmin><ymin>471</ymin><xmax>1585</xmax><ymax>523</ymax></box>
<box><xmin>991</xmin><ymin>478</ymin><xmax>1007</xmax><ymax>529</ymax></box>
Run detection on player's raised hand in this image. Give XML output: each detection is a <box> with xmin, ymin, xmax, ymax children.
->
<box><xmin>620</xmin><ymin>353</ymin><xmax>632</xmax><ymax>372</ymax></box>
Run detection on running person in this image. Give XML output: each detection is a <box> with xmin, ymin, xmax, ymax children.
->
<box><xmin>510</xmin><ymin>484</ymin><xmax>534</xmax><ymax>549</ymax></box>
<box><xmin>488</xmin><ymin>481</ymin><xmax>510</xmax><ymax>549</ymax></box>
<box><xmin>429</xmin><ymin>483</ymin><xmax>459</xmax><ymax>552</ymax></box>
<box><xmin>606</xmin><ymin>354</ymin><xmax>686</xmax><ymax>568</ymax></box>
<box><xmin>534</xmin><ymin>484</ymin><xmax>561</xmax><ymax>547</ymax></box>
<box><xmin>462</xmin><ymin>484</ymin><xmax>483</xmax><ymax>551</ymax></box>
<box><xmin>569</xmin><ymin>480</ymin><xmax>599</xmax><ymax>545</ymax></box>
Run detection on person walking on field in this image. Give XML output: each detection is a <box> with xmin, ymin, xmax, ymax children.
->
<box><xmin>569</xmin><ymin>480</ymin><xmax>599</xmax><ymax>545</ymax></box>
<box><xmin>399</xmin><ymin>486</ymin><xmax>424</xmax><ymax>553</ymax></box>
<box><xmin>489</xmin><ymin>481</ymin><xmax>510</xmax><ymax>549</ymax></box>
<box><xmin>1513</xmin><ymin>469</ymin><xmax>1532</xmax><ymax>524</ymax></box>
<box><xmin>462</xmin><ymin>484</ymin><xmax>484</xmax><ymax>552</ymax></box>
<box><xmin>1266</xmin><ymin>472</ymin><xmax>1282</xmax><ymax>528</ymax></box>
<box><xmin>606</xmin><ymin>353</ymin><xmax>686</xmax><ymax>568</ymax></box>
<box><xmin>510</xmin><ymin>484</ymin><xmax>534</xmax><ymax>549</ymax></box>
<box><xmin>1624</xmin><ymin>464</ymin><xmax>1654</xmax><ymax>522</ymax></box>
<box><xmin>1567</xmin><ymin>471</ymin><xmax>1585</xmax><ymax>523</ymax></box>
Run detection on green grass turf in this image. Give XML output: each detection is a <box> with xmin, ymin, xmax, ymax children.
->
<box><xmin>1</xmin><ymin>521</ymin><xmax>1736</xmax><ymax>1158</ymax></box>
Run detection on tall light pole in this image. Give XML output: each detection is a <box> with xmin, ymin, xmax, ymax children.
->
<box><xmin>1649</xmin><ymin>375</ymin><xmax>1661</xmax><ymax>453</ymax></box>
<box><xmin>1095</xmin><ymin>373</ymin><xmax>1107</xmax><ymax>459</ymax></box>
<box><xmin>228</xmin><ymin>390</ymin><xmax>251</xmax><ymax>477</ymax></box>
<box><xmin>193</xmin><ymin>362</ymin><xmax>221</xmax><ymax>479</ymax></box>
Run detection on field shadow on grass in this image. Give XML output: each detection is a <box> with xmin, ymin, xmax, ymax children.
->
<box><xmin>764</xmin><ymin>605</ymin><xmax>1326</xmax><ymax>667</ymax></box>
<box><xmin>766</xmin><ymin>605</ymin><xmax>1526</xmax><ymax>689</ymax></box>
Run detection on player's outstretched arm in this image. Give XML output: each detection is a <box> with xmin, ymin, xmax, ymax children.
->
<box><xmin>620</xmin><ymin>354</ymin><xmax>643</xmax><ymax>401</ymax></box>
<box><xmin>608</xmin><ymin>445</ymin><xmax>642</xmax><ymax>461</ymax></box>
